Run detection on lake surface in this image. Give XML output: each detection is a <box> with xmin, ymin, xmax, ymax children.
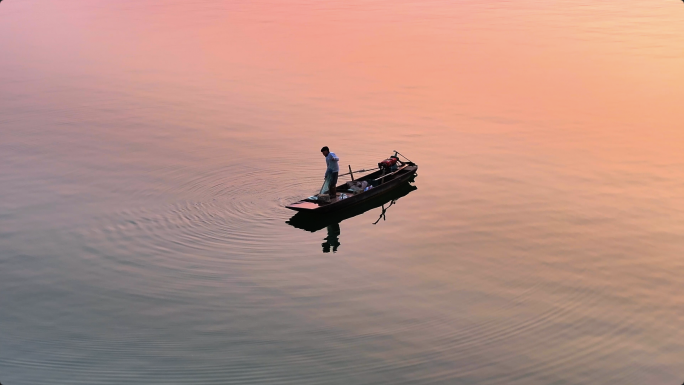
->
<box><xmin>1</xmin><ymin>0</ymin><xmax>684</xmax><ymax>384</ymax></box>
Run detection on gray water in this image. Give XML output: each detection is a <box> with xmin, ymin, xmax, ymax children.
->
<box><xmin>2</xmin><ymin>0</ymin><xmax>684</xmax><ymax>384</ymax></box>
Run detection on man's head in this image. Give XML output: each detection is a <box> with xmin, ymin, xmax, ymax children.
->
<box><xmin>321</xmin><ymin>146</ymin><xmax>330</xmax><ymax>156</ymax></box>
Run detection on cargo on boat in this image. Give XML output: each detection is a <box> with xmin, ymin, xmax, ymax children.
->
<box><xmin>286</xmin><ymin>151</ymin><xmax>418</xmax><ymax>214</ymax></box>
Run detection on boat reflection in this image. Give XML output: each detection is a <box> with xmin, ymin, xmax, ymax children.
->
<box><xmin>287</xmin><ymin>179</ymin><xmax>418</xmax><ymax>252</ymax></box>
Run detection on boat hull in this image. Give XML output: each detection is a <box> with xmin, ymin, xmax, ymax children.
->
<box><xmin>287</xmin><ymin>182</ymin><xmax>417</xmax><ymax>232</ymax></box>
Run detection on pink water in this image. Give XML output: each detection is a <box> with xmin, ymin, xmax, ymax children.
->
<box><xmin>1</xmin><ymin>1</ymin><xmax>684</xmax><ymax>384</ymax></box>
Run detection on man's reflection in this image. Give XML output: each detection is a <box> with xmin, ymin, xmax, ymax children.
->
<box><xmin>322</xmin><ymin>222</ymin><xmax>341</xmax><ymax>253</ymax></box>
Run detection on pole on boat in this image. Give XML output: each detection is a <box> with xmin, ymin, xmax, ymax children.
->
<box><xmin>393</xmin><ymin>150</ymin><xmax>414</xmax><ymax>164</ymax></box>
<box><xmin>338</xmin><ymin>167</ymin><xmax>378</xmax><ymax>177</ymax></box>
<box><xmin>348</xmin><ymin>165</ymin><xmax>354</xmax><ymax>181</ymax></box>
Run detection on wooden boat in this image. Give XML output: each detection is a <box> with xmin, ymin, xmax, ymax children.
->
<box><xmin>287</xmin><ymin>181</ymin><xmax>417</xmax><ymax>232</ymax></box>
<box><xmin>286</xmin><ymin>153</ymin><xmax>418</xmax><ymax>213</ymax></box>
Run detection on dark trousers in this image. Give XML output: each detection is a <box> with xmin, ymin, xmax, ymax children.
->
<box><xmin>329</xmin><ymin>172</ymin><xmax>338</xmax><ymax>199</ymax></box>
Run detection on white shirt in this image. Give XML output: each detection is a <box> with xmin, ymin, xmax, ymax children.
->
<box><xmin>326</xmin><ymin>152</ymin><xmax>340</xmax><ymax>173</ymax></box>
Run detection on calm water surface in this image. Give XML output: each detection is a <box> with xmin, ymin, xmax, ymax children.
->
<box><xmin>1</xmin><ymin>1</ymin><xmax>684</xmax><ymax>384</ymax></box>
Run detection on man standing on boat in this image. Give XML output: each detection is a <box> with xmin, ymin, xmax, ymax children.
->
<box><xmin>321</xmin><ymin>146</ymin><xmax>339</xmax><ymax>200</ymax></box>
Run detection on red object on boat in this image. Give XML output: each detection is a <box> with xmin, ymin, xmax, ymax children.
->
<box><xmin>378</xmin><ymin>158</ymin><xmax>397</xmax><ymax>168</ymax></box>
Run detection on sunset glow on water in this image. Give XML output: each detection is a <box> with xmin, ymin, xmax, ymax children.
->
<box><xmin>1</xmin><ymin>1</ymin><xmax>684</xmax><ymax>384</ymax></box>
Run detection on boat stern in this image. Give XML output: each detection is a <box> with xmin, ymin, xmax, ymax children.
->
<box><xmin>286</xmin><ymin>200</ymin><xmax>321</xmax><ymax>211</ymax></box>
